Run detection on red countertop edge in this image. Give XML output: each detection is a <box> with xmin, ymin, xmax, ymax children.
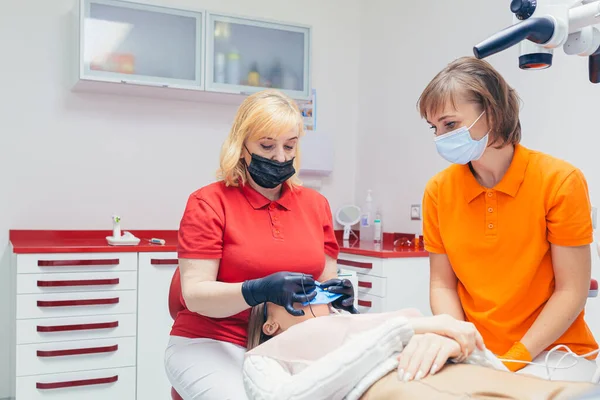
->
<box><xmin>9</xmin><ymin>229</ymin><xmax>428</xmax><ymax>259</ymax></box>
<box><xmin>9</xmin><ymin>230</ymin><xmax>179</xmax><ymax>254</ymax></box>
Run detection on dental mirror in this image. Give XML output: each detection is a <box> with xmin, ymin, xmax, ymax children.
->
<box><xmin>336</xmin><ymin>205</ymin><xmax>361</xmax><ymax>240</ymax></box>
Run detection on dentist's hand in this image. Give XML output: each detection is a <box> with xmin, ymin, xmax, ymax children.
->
<box><xmin>319</xmin><ymin>278</ymin><xmax>359</xmax><ymax>314</ymax></box>
<box><xmin>242</xmin><ymin>272</ymin><xmax>317</xmax><ymax>316</ymax></box>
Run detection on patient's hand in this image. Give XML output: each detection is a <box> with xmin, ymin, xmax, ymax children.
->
<box><xmin>397</xmin><ymin>333</ymin><xmax>461</xmax><ymax>382</ymax></box>
<box><xmin>410</xmin><ymin>314</ymin><xmax>485</xmax><ymax>361</ymax></box>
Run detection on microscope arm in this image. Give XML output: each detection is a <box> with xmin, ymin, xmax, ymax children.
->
<box><xmin>473</xmin><ymin>17</ymin><xmax>555</xmax><ymax>59</ymax></box>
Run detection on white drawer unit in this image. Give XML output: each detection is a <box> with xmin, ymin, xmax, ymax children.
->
<box><xmin>9</xmin><ymin>249</ymin><xmax>140</xmax><ymax>400</ymax></box>
<box><xmin>137</xmin><ymin>252</ymin><xmax>179</xmax><ymax>400</ymax></box>
<box><xmin>338</xmin><ymin>252</ymin><xmax>431</xmax><ymax>316</ymax></box>
<box><xmin>16</xmin><ymin>313</ymin><xmax>137</xmax><ymax>345</ymax></box>
<box><xmin>16</xmin><ymin>252</ymin><xmax>138</xmax><ymax>274</ymax></box>
<box><xmin>15</xmin><ymin>366</ymin><xmax>136</xmax><ymax>400</ymax></box>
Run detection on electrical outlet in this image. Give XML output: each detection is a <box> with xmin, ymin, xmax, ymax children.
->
<box><xmin>411</xmin><ymin>204</ymin><xmax>421</xmax><ymax>220</ymax></box>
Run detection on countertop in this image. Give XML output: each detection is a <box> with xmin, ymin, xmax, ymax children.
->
<box><xmin>9</xmin><ymin>230</ymin><xmax>179</xmax><ymax>254</ymax></box>
<box><xmin>9</xmin><ymin>230</ymin><xmax>428</xmax><ymax>258</ymax></box>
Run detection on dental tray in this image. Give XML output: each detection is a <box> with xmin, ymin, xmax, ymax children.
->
<box><xmin>106</xmin><ymin>232</ymin><xmax>141</xmax><ymax>246</ymax></box>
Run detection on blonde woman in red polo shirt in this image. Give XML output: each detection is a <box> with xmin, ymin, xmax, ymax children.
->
<box><xmin>165</xmin><ymin>89</ymin><xmax>357</xmax><ymax>400</ymax></box>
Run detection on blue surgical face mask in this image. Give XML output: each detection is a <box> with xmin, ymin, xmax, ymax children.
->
<box><xmin>434</xmin><ymin>111</ymin><xmax>489</xmax><ymax>165</ymax></box>
<box><xmin>301</xmin><ymin>282</ymin><xmax>343</xmax><ymax>306</ymax></box>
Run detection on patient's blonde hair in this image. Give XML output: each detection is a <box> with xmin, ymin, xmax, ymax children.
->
<box><xmin>247</xmin><ymin>303</ymin><xmax>267</xmax><ymax>351</ymax></box>
<box><xmin>217</xmin><ymin>90</ymin><xmax>305</xmax><ymax>188</ymax></box>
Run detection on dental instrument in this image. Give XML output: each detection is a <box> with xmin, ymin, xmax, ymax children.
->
<box><xmin>473</xmin><ymin>0</ymin><xmax>600</xmax><ymax>83</ymax></box>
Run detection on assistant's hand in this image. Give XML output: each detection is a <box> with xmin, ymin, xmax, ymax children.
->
<box><xmin>397</xmin><ymin>333</ymin><xmax>461</xmax><ymax>381</ymax></box>
<box><xmin>411</xmin><ymin>314</ymin><xmax>485</xmax><ymax>360</ymax></box>
<box><xmin>498</xmin><ymin>342</ymin><xmax>532</xmax><ymax>372</ymax></box>
<box><xmin>242</xmin><ymin>272</ymin><xmax>317</xmax><ymax>317</ymax></box>
<box><xmin>319</xmin><ymin>278</ymin><xmax>359</xmax><ymax>314</ymax></box>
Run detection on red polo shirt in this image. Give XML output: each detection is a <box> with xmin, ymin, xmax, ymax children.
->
<box><xmin>171</xmin><ymin>181</ymin><xmax>340</xmax><ymax>347</ymax></box>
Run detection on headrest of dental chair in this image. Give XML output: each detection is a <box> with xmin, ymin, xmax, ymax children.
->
<box><xmin>169</xmin><ymin>267</ymin><xmax>185</xmax><ymax>320</ymax></box>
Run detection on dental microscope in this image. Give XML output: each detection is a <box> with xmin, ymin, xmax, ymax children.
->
<box><xmin>473</xmin><ymin>0</ymin><xmax>600</xmax><ymax>83</ymax></box>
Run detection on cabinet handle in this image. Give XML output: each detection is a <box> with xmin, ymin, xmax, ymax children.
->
<box><xmin>37</xmin><ymin>344</ymin><xmax>118</xmax><ymax>358</ymax></box>
<box><xmin>358</xmin><ymin>281</ymin><xmax>372</xmax><ymax>288</ymax></box>
<box><xmin>358</xmin><ymin>300</ymin><xmax>372</xmax><ymax>307</ymax></box>
<box><xmin>37</xmin><ymin>297</ymin><xmax>119</xmax><ymax>307</ymax></box>
<box><xmin>37</xmin><ymin>278</ymin><xmax>120</xmax><ymax>287</ymax></box>
<box><xmin>37</xmin><ymin>321</ymin><xmax>119</xmax><ymax>333</ymax></box>
<box><xmin>38</xmin><ymin>259</ymin><xmax>120</xmax><ymax>267</ymax></box>
<box><xmin>150</xmin><ymin>259</ymin><xmax>178</xmax><ymax>265</ymax></box>
<box><xmin>36</xmin><ymin>375</ymin><xmax>118</xmax><ymax>390</ymax></box>
<box><xmin>338</xmin><ymin>259</ymin><xmax>373</xmax><ymax>270</ymax></box>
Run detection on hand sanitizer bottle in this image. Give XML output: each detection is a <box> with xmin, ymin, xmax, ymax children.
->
<box><xmin>360</xmin><ymin>190</ymin><xmax>375</xmax><ymax>242</ymax></box>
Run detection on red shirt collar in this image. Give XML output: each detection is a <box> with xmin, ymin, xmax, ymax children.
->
<box><xmin>241</xmin><ymin>183</ymin><xmax>294</xmax><ymax>210</ymax></box>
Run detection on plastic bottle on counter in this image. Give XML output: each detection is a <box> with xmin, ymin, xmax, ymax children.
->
<box><xmin>374</xmin><ymin>208</ymin><xmax>382</xmax><ymax>243</ymax></box>
<box><xmin>360</xmin><ymin>189</ymin><xmax>375</xmax><ymax>242</ymax></box>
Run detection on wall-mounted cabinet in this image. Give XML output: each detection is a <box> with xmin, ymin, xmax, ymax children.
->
<box><xmin>205</xmin><ymin>13</ymin><xmax>311</xmax><ymax>99</ymax></box>
<box><xmin>71</xmin><ymin>0</ymin><xmax>311</xmax><ymax>102</ymax></box>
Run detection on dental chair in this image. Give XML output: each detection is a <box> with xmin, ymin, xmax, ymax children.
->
<box><xmin>168</xmin><ymin>267</ymin><xmax>185</xmax><ymax>400</ymax></box>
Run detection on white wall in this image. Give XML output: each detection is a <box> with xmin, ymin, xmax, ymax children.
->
<box><xmin>356</xmin><ymin>0</ymin><xmax>600</xmax><ymax>340</ymax></box>
<box><xmin>0</xmin><ymin>0</ymin><xmax>361</xmax><ymax>396</ymax></box>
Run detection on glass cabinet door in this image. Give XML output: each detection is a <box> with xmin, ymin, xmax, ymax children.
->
<box><xmin>206</xmin><ymin>13</ymin><xmax>311</xmax><ymax>99</ymax></box>
<box><xmin>81</xmin><ymin>0</ymin><xmax>204</xmax><ymax>89</ymax></box>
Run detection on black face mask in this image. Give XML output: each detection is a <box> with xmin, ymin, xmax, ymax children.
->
<box><xmin>245</xmin><ymin>150</ymin><xmax>296</xmax><ymax>189</ymax></box>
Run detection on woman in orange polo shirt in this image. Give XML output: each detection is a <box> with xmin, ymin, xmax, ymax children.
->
<box><xmin>419</xmin><ymin>57</ymin><xmax>598</xmax><ymax>382</ymax></box>
<box><xmin>165</xmin><ymin>89</ymin><xmax>357</xmax><ymax>399</ymax></box>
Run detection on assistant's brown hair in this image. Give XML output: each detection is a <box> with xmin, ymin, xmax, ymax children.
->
<box><xmin>418</xmin><ymin>57</ymin><xmax>522</xmax><ymax>148</ymax></box>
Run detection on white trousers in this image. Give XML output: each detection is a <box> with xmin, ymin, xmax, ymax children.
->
<box><xmin>517</xmin><ymin>351</ymin><xmax>599</xmax><ymax>383</ymax></box>
<box><xmin>164</xmin><ymin>336</ymin><xmax>248</xmax><ymax>400</ymax></box>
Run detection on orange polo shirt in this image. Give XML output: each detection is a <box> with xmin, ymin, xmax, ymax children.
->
<box><xmin>423</xmin><ymin>144</ymin><xmax>598</xmax><ymax>357</ymax></box>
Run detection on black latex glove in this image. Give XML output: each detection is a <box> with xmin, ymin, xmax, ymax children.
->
<box><xmin>319</xmin><ymin>278</ymin><xmax>359</xmax><ymax>314</ymax></box>
<box><xmin>242</xmin><ymin>272</ymin><xmax>317</xmax><ymax>317</ymax></box>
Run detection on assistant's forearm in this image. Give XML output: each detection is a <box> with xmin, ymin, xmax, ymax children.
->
<box><xmin>182</xmin><ymin>281</ymin><xmax>248</xmax><ymax>318</ymax></box>
<box><xmin>520</xmin><ymin>289</ymin><xmax>587</xmax><ymax>358</ymax></box>
<box><xmin>430</xmin><ymin>287</ymin><xmax>466</xmax><ymax>321</ymax></box>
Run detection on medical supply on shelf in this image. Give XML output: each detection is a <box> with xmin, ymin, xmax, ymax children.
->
<box><xmin>106</xmin><ymin>215</ymin><xmax>141</xmax><ymax>245</ymax></box>
<box><xmin>374</xmin><ymin>208</ymin><xmax>382</xmax><ymax>243</ymax></box>
<box><xmin>360</xmin><ymin>189</ymin><xmax>375</xmax><ymax>242</ymax></box>
<box><xmin>227</xmin><ymin>49</ymin><xmax>241</xmax><ymax>85</ymax></box>
<box><xmin>149</xmin><ymin>238</ymin><xmax>166</xmax><ymax>245</ymax></box>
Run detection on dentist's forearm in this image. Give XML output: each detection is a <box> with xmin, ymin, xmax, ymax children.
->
<box><xmin>519</xmin><ymin>289</ymin><xmax>587</xmax><ymax>358</ymax></box>
<box><xmin>430</xmin><ymin>287</ymin><xmax>466</xmax><ymax>321</ymax></box>
<box><xmin>182</xmin><ymin>281</ymin><xmax>249</xmax><ymax>319</ymax></box>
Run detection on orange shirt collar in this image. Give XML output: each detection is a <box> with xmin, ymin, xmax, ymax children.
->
<box><xmin>241</xmin><ymin>182</ymin><xmax>293</xmax><ymax>210</ymax></box>
<box><xmin>463</xmin><ymin>144</ymin><xmax>530</xmax><ymax>203</ymax></box>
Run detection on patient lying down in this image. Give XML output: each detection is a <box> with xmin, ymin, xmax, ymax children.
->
<box><xmin>242</xmin><ymin>303</ymin><xmax>595</xmax><ymax>400</ymax></box>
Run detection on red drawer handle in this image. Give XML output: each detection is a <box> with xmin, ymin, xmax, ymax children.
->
<box><xmin>37</xmin><ymin>344</ymin><xmax>118</xmax><ymax>358</ymax></box>
<box><xmin>37</xmin><ymin>375</ymin><xmax>118</xmax><ymax>390</ymax></box>
<box><xmin>38</xmin><ymin>278</ymin><xmax>120</xmax><ymax>287</ymax></box>
<box><xmin>150</xmin><ymin>259</ymin><xmax>178</xmax><ymax>265</ymax></box>
<box><xmin>38</xmin><ymin>259</ymin><xmax>120</xmax><ymax>267</ymax></box>
<box><xmin>37</xmin><ymin>321</ymin><xmax>119</xmax><ymax>333</ymax></box>
<box><xmin>358</xmin><ymin>300</ymin><xmax>372</xmax><ymax>307</ymax></box>
<box><xmin>358</xmin><ymin>281</ymin><xmax>372</xmax><ymax>288</ymax></box>
<box><xmin>338</xmin><ymin>259</ymin><xmax>373</xmax><ymax>269</ymax></box>
<box><xmin>37</xmin><ymin>298</ymin><xmax>119</xmax><ymax>307</ymax></box>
